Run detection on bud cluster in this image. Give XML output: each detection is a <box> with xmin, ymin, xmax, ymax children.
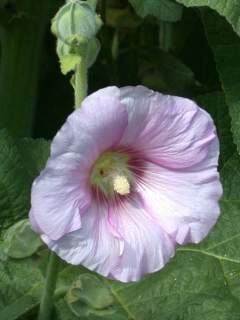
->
<box><xmin>51</xmin><ymin>0</ymin><xmax>102</xmax><ymax>74</ymax></box>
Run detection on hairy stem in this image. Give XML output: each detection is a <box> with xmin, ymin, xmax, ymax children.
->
<box><xmin>38</xmin><ymin>252</ymin><xmax>60</xmax><ymax>320</ymax></box>
<box><xmin>74</xmin><ymin>57</ymin><xmax>88</xmax><ymax>108</ymax></box>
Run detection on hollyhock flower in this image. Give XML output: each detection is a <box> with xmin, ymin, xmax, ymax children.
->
<box><xmin>29</xmin><ymin>86</ymin><xmax>222</xmax><ymax>282</ymax></box>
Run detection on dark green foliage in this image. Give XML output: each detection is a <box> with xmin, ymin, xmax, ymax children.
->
<box><xmin>129</xmin><ymin>0</ymin><xmax>183</xmax><ymax>22</ymax></box>
<box><xmin>0</xmin><ymin>130</ymin><xmax>49</xmax><ymax>232</ymax></box>
<box><xmin>197</xmin><ymin>92</ymin><xmax>236</xmax><ymax>167</ymax></box>
<box><xmin>176</xmin><ymin>0</ymin><xmax>240</xmax><ymax>36</ymax></box>
<box><xmin>201</xmin><ymin>9</ymin><xmax>240</xmax><ymax>154</ymax></box>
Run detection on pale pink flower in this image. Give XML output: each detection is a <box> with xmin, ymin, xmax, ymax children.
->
<box><xmin>30</xmin><ymin>86</ymin><xmax>222</xmax><ymax>282</ymax></box>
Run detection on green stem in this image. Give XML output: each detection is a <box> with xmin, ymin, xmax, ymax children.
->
<box><xmin>74</xmin><ymin>57</ymin><xmax>88</xmax><ymax>108</ymax></box>
<box><xmin>159</xmin><ymin>21</ymin><xmax>173</xmax><ymax>52</ymax></box>
<box><xmin>111</xmin><ymin>29</ymin><xmax>119</xmax><ymax>60</ymax></box>
<box><xmin>0</xmin><ymin>0</ymin><xmax>50</xmax><ymax>137</ymax></box>
<box><xmin>38</xmin><ymin>252</ymin><xmax>60</xmax><ymax>320</ymax></box>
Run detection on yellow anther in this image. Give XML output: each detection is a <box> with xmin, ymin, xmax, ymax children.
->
<box><xmin>113</xmin><ymin>175</ymin><xmax>130</xmax><ymax>195</ymax></box>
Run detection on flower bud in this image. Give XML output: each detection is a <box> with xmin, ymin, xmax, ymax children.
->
<box><xmin>51</xmin><ymin>0</ymin><xmax>102</xmax><ymax>45</ymax></box>
<box><xmin>57</xmin><ymin>37</ymin><xmax>100</xmax><ymax>74</ymax></box>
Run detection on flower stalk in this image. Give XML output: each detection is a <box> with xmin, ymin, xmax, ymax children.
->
<box><xmin>51</xmin><ymin>0</ymin><xmax>102</xmax><ymax>109</ymax></box>
<box><xmin>38</xmin><ymin>252</ymin><xmax>60</xmax><ymax>320</ymax></box>
<box><xmin>75</xmin><ymin>56</ymin><xmax>88</xmax><ymax>107</ymax></box>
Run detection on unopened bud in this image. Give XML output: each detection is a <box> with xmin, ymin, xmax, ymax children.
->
<box><xmin>51</xmin><ymin>0</ymin><xmax>102</xmax><ymax>45</ymax></box>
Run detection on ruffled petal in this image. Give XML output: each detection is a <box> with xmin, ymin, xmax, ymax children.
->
<box><xmin>107</xmin><ymin>195</ymin><xmax>175</xmax><ymax>282</ymax></box>
<box><xmin>120</xmin><ymin>86</ymin><xmax>216</xmax><ymax>169</ymax></box>
<box><xmin>137</xmin><ymin>139</ymin><xmax>222</xmax><ymax>245</ymax></box>
<box><xmin>42</xmin><ymin>195</ymin><xmax>175</xmax><ymax>282</ymax></box>
<box><xmin>31</xmin><ymin>152</ymin><xmax>92</xmax><ymax>240</ymax></box>
<box><xmin>42</xmin><ymin>201</ymin><xmax>123</xmax><ymax>277</ymax></box>
<box><xmin>51</xmin><ymin>86</ymin><xmax>128</xmax><ymax>165</ymax></box>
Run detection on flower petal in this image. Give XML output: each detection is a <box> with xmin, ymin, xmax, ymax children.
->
<box><xmin>31</xmin><ymin>152</ymin><xmax>92</xmax><ymax>240</ymax></box>
<box><xmin>29</xmin><ymin>209</ymin><xmax>42</xmax><ymax>234</ymax></box>
<box><xmin>120</xmin><ymin>86</ymin><xmax>216</xmax><ymax>169</ymax></box>
<box><xmin>107</xmin><ymin>195</ymin><xmax>175</xmax><ymax>282</ymax></box>
<box><xmin>42</xmin><ymin>195</ymin><xmax>175</xmax><ymax>282</ymax></box>
<box><xmin>42</xmin><ymin>201</ymin><xmax>123</xmax><ymax>277</ymax></box>
<box><xmin>51</xmin><ymin>86</ymin><xmax>128</xmax><ymax>165</ymax></box>
<box><xmin>137</xmin><ymin>139</ymin><xmax>222</xmax><ymax>244</ymax></box>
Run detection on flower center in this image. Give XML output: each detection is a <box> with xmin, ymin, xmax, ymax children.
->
<box><xmin>90</xmin><ymin>151</ymin><xmax>132</xmax><ymax>197</ymax></box>
<box><xmin>113</xmin><ymin>175</ymin><xmax>130</xmax><ymax>195</ymax></box>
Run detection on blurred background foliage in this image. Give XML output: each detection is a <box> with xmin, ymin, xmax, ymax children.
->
<box><xmin>0</xmin><ymin>0</ymin><xmax>220</xmax><ymax>139</ymax></box>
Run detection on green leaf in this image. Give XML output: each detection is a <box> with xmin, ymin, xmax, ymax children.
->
<box><xmin>176</xmin><ymin>0</ymin><xmax>240</xmax><ymax>36</ymax></box>
<box><xmin>201</xmin><ymin>10</ymin><xmax>240</xmax><ymax>154</ymax></box>
<box><xmin>197</xmin><ymin>92</ymin><xmax>236</xmax><ymax>166</ymax></box>
<box><xmin>0</xmin><ymin>252</ymin><xmax>80</xmax><ymax>320</ymax></box>
<box><xmin>129</xmin><ymin>0</ymin><xmax>183</xmax><ymax>22</ymax></box>
<box><xmin>0</xmin><ymin>258</ymin><xmax>44</xmax><ymax>319</ymax></box>
<box><xmin>106</xmin><ymin>7</ymin><xmax>141</xmax><ymax>29</ymax></box>
<box><xmin>0</xmin><ymin>295</ymin><xmax>39</xmax><ymax>320</ymax></box>
<box><xmin>15</xmin><ymin>137</ymin><xmax>50</xmax><ymax>180</ymax></box>
<box><xmin>139</xmin><ymin>49</ymin><xmax>197</xmax><ymax>96</ymax></box>
<box><xmin>0</xmin><ymin>130</ymin><xmax>32</xmax><ymax>231</ymax></box>
<box><xmin>0</xmin><ymin>130</ymin><xmax>49</xmax><ymax>232</ymax></box>
<box><xmin>3</xmin><ymin>219</ymin><xmax>42</xmax><ymax>259</ymax></box>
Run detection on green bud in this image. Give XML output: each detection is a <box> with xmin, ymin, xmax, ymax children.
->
<box><xmin>85</xmin><ymin>37</ymin><xmax>100</xmax><ymax>67</ymax></box>
<box><xmin>51</xmin><ymin>0</ymin><xmax>102</xmax><ymax>45</ymax></box>
<box><xmin>66</xmin><ymin>274</ymin><xmax>114</xmax><ymax>317</ymax></box>
<box><xmin>3</xmin><ymin>219</ymin><xmax>42</xmax><ymax>259</ymax></box>
<box><xmin>57</xmin><ymin>37</ymin><xmax>100</xmax><ymax>73</ymax></box>
<box><xmin>56</xmin><ymin>39</ymin><xmax>72</xmax><ymax>58</ymax></box>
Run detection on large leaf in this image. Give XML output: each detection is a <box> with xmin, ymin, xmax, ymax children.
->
<box><xmin>197</xmin><ymin>92</ymin><xmax>236</xmax><ymax>166</ymax></box>
<box><xmin>0</xmin><ymin>258</ymin><xmax>44</xmax><ymax>320</ymax></box>
<box><xmin>199</xmin><ymin>10</ymin><xmax>240</xmax><ymax>154</ymax></box>
<box><xmin>129</xmin><ymin>0</ymin><xmax>183</xmax><ymax>22</ymax></box>
<box><xmin>0</xmin><ymin>131</ymin><xmax>50</xmax><ymax>317</ymax></box>
<box><xmin>139</xmin><ymin>49</ymin><xmax>197</xmax><ymax>96</ymax></box>
<box><xmin>15</xmin><ymin>137</ymin><xmax>50</xmax><ymax>180</ymax></box>
<box><xmin>0</xmin><ymin>130</ymin><xmax>49</xmax><ymax>232</ymax></box>
<box><xmin>176</xmin><ymin>0</ymin><xmax>240</xmax><ymax>36</ymax></box>
<box><xmin>3</xmin><ymin>219</ymin><xmax>42</xmax><ymax>259</ymax></box>
<box><xmin>0</xmin><ymin>254</ymin><xmax>79</xmax><ymax>320</ymax></box>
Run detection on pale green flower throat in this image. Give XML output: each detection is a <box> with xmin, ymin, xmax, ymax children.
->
<box><xmin>90</xmin><ymin>151</ymin><xmax>132</xmax><ymax>197</ymax></box>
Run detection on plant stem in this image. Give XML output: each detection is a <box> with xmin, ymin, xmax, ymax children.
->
<box><xmin>74</xmin><ymin>57</ymin><xmax>88</xmax><ymax>108</ymax></box>
<box><xmin>112</xmin><ymin>29</ymin><xmax>119</xmax><ymax>60</ymax></box>
<box><xmin>0</xmin><ymin>0</ymin><xmax>50</xmax><ymax>137</ymax></box>
<box><xmin>159</xmin><ymin>21</ymin><xmax>173</xmax><ymax>52</ymax></box>
<box><xmin>38</xmin><ymin>252</ymin><xmax>60</xmax><ymax>320</ymax></box>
